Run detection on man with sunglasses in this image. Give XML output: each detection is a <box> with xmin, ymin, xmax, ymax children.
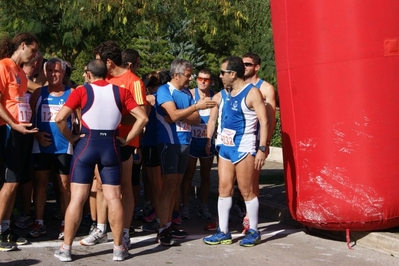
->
<box><xmin>239</xmin><ymin>52</ymin><xmax>277</xmax><ymax>234</ymax></box>
<box><xmin>203</xmin><ymin>56</ymin><xmax>269</xmax><ymax>247</ymax></box>
<box><xmin>181</xmin><ymin>69</ymin><xmax>216</xmax><ymax>221</ymax></box>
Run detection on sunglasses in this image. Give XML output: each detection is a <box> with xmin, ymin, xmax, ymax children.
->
<box><xmin>220</xmin><ymin>70</ymin><xmax>235</xmax><ymax>76</ymax></box>
<box><xmin>244</xmin><ymin>62</ymin><xmax>255</xmax><ymax>67</ymax></box>
<box><xmin>197</xmin><ymin>77</ymin><xmax>211</xmax><ymax>83</ymax></box>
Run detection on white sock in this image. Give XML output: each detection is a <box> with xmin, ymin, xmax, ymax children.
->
<box><xmin>2</xmin><ymin>220</ymin><xmax>10</xmax><ymax>232</ymax></box>
<box><xmin>36</xmin><ymin>219</ymin><xmax>44</xmax><ymax>226</ymax></box>
<box><xmin>218</xmin><ymin>197</ymin><xmax>232</xmax><ymax>233</ymax></box>
<box><xmin>97</xmin><ymin>223</ymin><xmax>107</xmax><ymax>233</ymax></box>
<box><xmin>245</xmin><ymin>197</ymin><xmax>259</xmax><ymax>231</ymax></box>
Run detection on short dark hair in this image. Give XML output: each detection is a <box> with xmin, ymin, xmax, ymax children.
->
<box><xmin>93</xmin><ymin>41</ymin><xmax>122</xmax><ymax>66</ymax></box>
<box><xmin>158</xmin><ymin>70</ymin><xmax>171</xmax><ymax>85</ymax></box>
<box><xmin>242</xmin><ymin>52</ymin><xmax>261</xmax><ymax>65</ymax></box>
<box><xmin>121</xmin><ymin>48</ymin><xmax>140</xmax><ymax>68</ymax></box>
<box><xmin>87</xmin><ymin>59</ymin><xmax>107</xmax><ymax>79</ymax></box>
<box><xmin>222</xmin><ymin>56</ymin><xmax>245</xmax><ymax>78</ymax></box>
<box><xmin>198</xmin><ymin>68</ymin><xmax>212</xmax><ymax>78</ymax></box>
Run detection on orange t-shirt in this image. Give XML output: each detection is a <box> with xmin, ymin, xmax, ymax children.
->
<box><xmin>106</xmin><ymin>70</ymin><xmax>147</xmax><ymax>147</ymax></box>
<box><xmin>0</xmin><ymin>58</ymin><xmax>30</xmax><ymax>126</ymax></box>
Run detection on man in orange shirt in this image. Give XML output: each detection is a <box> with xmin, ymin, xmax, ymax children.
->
<box><xmin>79</xmin><ymin>41</ymin><xmax>147</xmax><ymax>249</ymax></box>
<box><xmin>0</xmin><ymin>32</ymin><xmax>39</xmax><ymax>251</ymax></box>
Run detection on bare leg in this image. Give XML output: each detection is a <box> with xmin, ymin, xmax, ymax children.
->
<box><xmin>102</xmin><ymin>184</ymin><xmax>124</xmax><ymax>246</ymax></box>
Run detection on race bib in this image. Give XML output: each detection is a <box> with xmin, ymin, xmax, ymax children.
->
<box><xmin>41</xmin><ymin>104</ymin><xmax>61</xmax><ymax>122</ymax></box>
<box><xmin>192</xmin><ymin>124</ymin><xmax>207</xmax><ymax>138</ymax></box>
<box><xmin>17</xmin><ymin>103</ymin><xmax>32</xmax><ymax>122</ymax></box>
<box><xmin>220</xmin><ymin>128</ymin><xmax>236</xmax><ymax>146</ymax></box>
<box><xmin>199</xmin><ymin>108</ymin><xmax>211</xmax><ymax>116</ymax></box>
<box><xmin>176</xmin><ymin>120</ymin><xmax>192</xmax><ymax>132</ymax></box>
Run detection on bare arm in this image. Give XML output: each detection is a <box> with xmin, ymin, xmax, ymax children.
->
<box><xmin>260</xmin><ymin>82</ymin><xmax>276</xmax><ymax>144</ymax></box>
<box><xmin>120</xmin><ymin>104</ymin><xmax>146</xmax><ymax>125</ymax></box>
<box><xmin>27</xmin><ymin>79</ymin><xmax>42</xmax><ymax>93</ymax></box>
<box><xmin>205</xmin><ymin>92</ymin><xmax>220</xmax><ymax>154</ymax></box>
<box><xmin>248</xmin><ymin>88</ymin><xmax>269</xmax><ymax>170</ymax></box>
<box><xmin>55</xmin><ymin>106</ymin><xmax>76</xmax><ymax>143</ymax></box>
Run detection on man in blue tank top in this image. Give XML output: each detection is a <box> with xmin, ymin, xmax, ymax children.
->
<box><xmin>29</xmin><ymin>58</ymin><xmax>75</xmax><ymax>241</ymax></box>
<box><xmin>155</xmin><ymin>59</ymin><xmax>216</xmax><ymax>246</ymax></box>
<box><xmin>203</xmin><ymin>56</ymin><xmax>269</xmax><ymax>247</ymax></box>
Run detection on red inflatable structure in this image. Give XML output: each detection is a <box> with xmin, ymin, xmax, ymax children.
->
<box><xmin>270</xmin><ymin>0</ymin><xmax>399</xmax><ymax>232</ymax></box>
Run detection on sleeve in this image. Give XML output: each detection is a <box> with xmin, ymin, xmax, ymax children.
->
<box><xmin>120</xmin><ymin>88</ymin><xmax>139</xmax><ymax>111</ymax></box>
<box><xmin>156</xmin><ymin>85</ymin><xmax>173</xmax><ymax>106</ymax></box>
<box><xmin>64</xmin><ymin>86</ymin><xmax>85</xmax><ymax>110</ymax></box>
<box><xmin>129</xmin><ymin>78</ymin><xmax>147</xmax><ymax>106</ymax></box>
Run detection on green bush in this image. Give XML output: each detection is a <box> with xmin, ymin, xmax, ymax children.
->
<box><xmin>270</xmin><ymin>108</ymin><xmax>282</xmax><ymax>147</ymax></box>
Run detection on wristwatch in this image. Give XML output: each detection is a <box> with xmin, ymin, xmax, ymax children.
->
<box><xmin>258</xmin><ymin>146</ymin><xmax>267</xmax><ymax>152</ymax></box>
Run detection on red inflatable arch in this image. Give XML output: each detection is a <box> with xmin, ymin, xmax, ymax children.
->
<box><xmin>270</xmin><ymin>0</ymin><xmax>399</xmax><ymax>233</ymax></box>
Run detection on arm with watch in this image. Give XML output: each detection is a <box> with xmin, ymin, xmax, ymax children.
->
<box><xmin>248</xmin><ymin>88</ymin><xmax>269</xmax><ymax>170</ymax></box>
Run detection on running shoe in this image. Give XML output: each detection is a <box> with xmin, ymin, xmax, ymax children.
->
<box><xmin>141</xmin><ymin>220</ymin><xmax>160</xmax><ymax>232</ymax></box>
<box><xmin>89</xmin><ymin>222</ymin><xmax>97</xmax><ymax>235</ymax></box>
<box><xmin>79</xmin><ymin>228</ymin><xmax>108</xmax><ymax>246</ymax></box>
<box><xmin>14</xmin><ymin>214</ymin><xmax>33</xmax><ymax>229</ymax></box>
<box><xmin>113</xmin><ymin>246</ymin><xmax>129</xmax><ymax>261</ymax></box>
<box><xmin>203</xmin><ymin>228</ymin><xmax>232</xmax><ymax>245</ymax></box>
<box><xmin>242</xmin><ymin>217</ymin><xmax>250</xmax><ymax>234</ymax></box>
<box><xmin>54</xmin><ymin>245</ymin><xmax>72</xmax><ymax>262</ymax></box>
<box><xmin>1</xmin><ymin>228</ymin><xmax>28</xmax><ymax>245</ymax></box>
<box><xmin>157</xmin><ymin>228</ymin><xmax>176</xmax><ymax>246</ymax></box>
<box><xmin>172</xmin><ymin>211</ymin><xmax>182</xmax><ymax>225</ymax></box>
<box><xmin>143</xmin><ymin>209</ymin><xmax>156</xmax><ymax>223</ymax></box>
<box><xmin>239</xmin><ymin>229</ymin><xmax>261</xmax><ymax>247</ymax></box>
<box><xmin>204</xmin><ymin>219</ymin><xmax>219</xmax><ymax>231</ymax></box>
<box><xmin>198</xmin><ymin>206</ymin><xmax>213</xmax><ymax>220</ymax></box>
<box><xmin>0</xmin><ymin>239</ymin><xmax>17</xmax><ymax>252</ymax></box>
<box><xmin>169</xmin><ymin>225</ymin><xmax>187</xmax><ymax>239</ymax></box>
<box><xmin>133</xmin><ymin>206</ymin><xmax>142</xmax><ymax>220</ymax></box>
<box><xmin>129</xmin><ymin>225</ymin><xmax>136</xmax><ymax>236</ymax></box>
<box><xmin>28</xmin><ymin>222</ymin><xmax>47</xmax><ymax>238</ymax></box>
<box><xmin>123</xmin><ymin>233</ymin><xmax>131</xmax><ymax>249</ymax></box>
<box><xmin>181</xmin><ymin>205</ymin><xmax>190</xmax><ymax>220</ymax></box>
<box><xmin>58</xmin><ymin>225</ymin><xmax>65</xmax><ymax>240</ymax></box>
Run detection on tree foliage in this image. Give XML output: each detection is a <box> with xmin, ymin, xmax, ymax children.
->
<box><xmin>0</xmin><ymin>0</ymin><xmax>275</xmax><ymax>87</ymax></box>
<box><xmin>0</xmin><ymin>0</ymin><xmax>281</xmax><ymax>146</ymax></box>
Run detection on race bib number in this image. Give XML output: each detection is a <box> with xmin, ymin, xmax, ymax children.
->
<box><xmin>17</xmin><ymin>103</ymin><xmax>32</xmax><ymax>122</ymax></box>
<box><xmin>176</xmin><ymin>120</ymin><xmax>192</xmax><ymax>132</ymax></box>
<box><xmin>192</xmin><ymin>124</ymin><xmax>207</xmax><ymax>138</ymax></box>
<box><xmin>41</xmin><ymin>104</ymin><xmax>61</xmax><ymax>122</ymax></box>
<box><xmin>220</xmin><ymin>128</ymin><xmax>236</xmax><ymax>146</ymax></box>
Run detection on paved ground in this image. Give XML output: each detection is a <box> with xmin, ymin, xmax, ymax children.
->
<box><xmin>2</xmin><ymin>157</ymin><xmax>399</xmax><ymax>265</ymax></box>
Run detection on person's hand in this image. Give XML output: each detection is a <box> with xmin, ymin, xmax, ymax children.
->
<box><xmin>254</xmin><ymin>148</ymin><xmax>268</xmax><ymax>170</ymax></box>
<box><xmin>195</xmin><ymin>99</ymin><xmax>217</xmax><ymax>110</ymax></box>
<box><xmin>71</xmin><ymin>134</ymin><xmax>85</xmax><ymax>145</ymax></box>
<box><xmin>12</xmin><ymin>123</ymin><xmax>38</xmax><ymax>135</ymax></box>
<box><xmin>35</xmin><ymin>131</ymin><xmax>52</xmax><ymax>147</ymax></box>
<box><xmin>116</xmin><ymin>136</ymin><xmax>129</xmax><ymax>146</ymax></box>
